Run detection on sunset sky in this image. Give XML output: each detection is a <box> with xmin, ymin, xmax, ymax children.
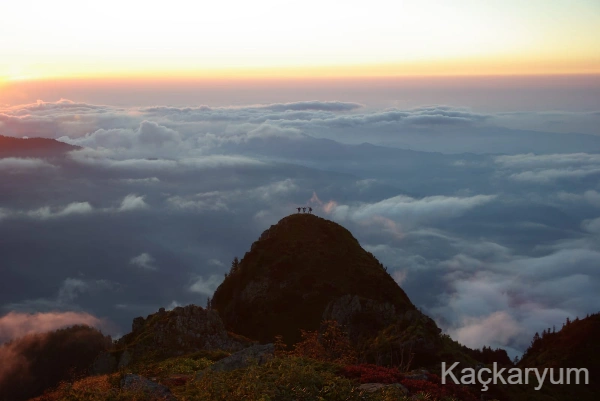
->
<box><xmin>1</xmin><ymin>0</ymin><xmax>599</xmax><ymax>82</ymax></box>
<box><xmin>1</xmin><ymin>0</ymin><xmax>600</xmax><ymax>359</ymax></box>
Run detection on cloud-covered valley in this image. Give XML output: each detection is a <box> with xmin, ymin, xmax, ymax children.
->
<box><xmin>1</xmin><ymin>99</ymin><xmax>599</xmax><ymax>357</ymax></box>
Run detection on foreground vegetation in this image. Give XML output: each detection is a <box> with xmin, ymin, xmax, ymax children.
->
<box><xmin>35</xmin><ymin>356</ymin><xmax>474</xmax><ymax>401</ymax></box>
<box><xmin>33</xmin><ymin>321</ymin><xmax>477</xmax><ymax>401</ymax></box>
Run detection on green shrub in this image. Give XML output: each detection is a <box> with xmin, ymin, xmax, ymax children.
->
<box><xmin>179</xmin><ymin>356</ymin><xmax>411</xmax><ymax>401</ymax></box>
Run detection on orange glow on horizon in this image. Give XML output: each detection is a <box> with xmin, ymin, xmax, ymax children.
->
<box><xmin>1</xmin><ymin>55</ymin><xmax>599</xmax><ymax>84</ymax></box>
<box><xmin>2</xmin><ymin>1</ymin><xmax>599</xmax><ymax>85</ymax></box>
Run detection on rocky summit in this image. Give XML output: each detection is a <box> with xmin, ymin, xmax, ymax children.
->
<box><xmin>211</xmin><ymin>214</ymin><xmax>442</xmax><ymax>364</ymax></box>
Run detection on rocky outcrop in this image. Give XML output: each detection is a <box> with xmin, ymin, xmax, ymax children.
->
<box><xmin>117</xmin><ymin>305</ymin><xmax>253</xmax><ymax>362</ymax></box>
<box><xmin>321</xmin><ymin>294</ymin><xmax>443</xmax><ymax>366</ymax></box>
<box><xmin>323</xmin><ymin>294</ymin><xmax>397</xmax><ymax>338</ymax></box>
<box><xmin>196</xmin><ymin>343</ymin><xmax>275</xmax><ymax>378</ymax></box>
<box><xmin>118</xmin><ymin>350</ymin><xmax>132</xmax><ymax>369</ymax></box>
<box><xmin>121</xmin><ymin>374</ymin><xmax>177</xmax><ymax>400</ymax></box>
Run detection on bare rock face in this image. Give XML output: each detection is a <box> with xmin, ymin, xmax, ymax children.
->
<box><xmin>121</xmin><ymin>374</ymin><xmax>178</xmax><ymax>401</ymax></box>
<box><xmin>118</xmin><ymin>350</ymin><xmax>132</xmax><ymax>369</ymax></box>
<box><xmin>323</xmin><ymin>294</ymin><xmax>443</xmax><ymax>367</ymax></box>
<box><xmin>132</xmin><ymin>317</ymin><xmax>145</xmax><ymax>333</ymax></box>
<box><xmin>322</xmin><ymin>294</ymin><xmax>397</xmax><ymax>338</ymax></box>
<box><xmin>117</xmin><ymin>304</ymin><xmax>254</xmax><ymax>362</ymax></box>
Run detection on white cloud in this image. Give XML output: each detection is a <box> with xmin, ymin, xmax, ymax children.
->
<box><xmin>392</xmin><ymin>269</ymin><xmax>408</xmax><ymax>285</ymax></box>
<box><xmin>0</xmin><ymin>311</ymin><xmax>105</xmax><ymax>344</ymax></box>
<box><xmin>449</xmin><ymin>311</ymin><xmax>524</xmax><ymax>350</ymax></box>
<box><xmin>0</xmin><ymin>195</ymin><xmax>151</xmax><ymax>222</ymax></box>
<box><xmin>116</xmin><ymin>177</ymin><xmax>160</xmax><ymax>184</ymax></box>
<box><xmin>60</xmin><ymin>120</ymin><xmax>182</xmax><ymax>150</ymax></box>
<box><xmin>26</xmin><ymin>202</ymin><xmax>94</xmax><ymax>220</ymax></box>
<box><xmin>496</xmin><ymin>153</ymin><xmax>600</xmax><ymax>183</ymax></box>
<box><xmin>166</xmin><ymin>300</ymin><xmax>181</xmax><ymax>310</ymax></box>
<box><xmin>67</xmin><ymin>147</ymin><xmax>265</xmax><ymax>172</ymax></box>
<box><xmin>329</xmin><ymin>194</ymin><xmax>496</xmax><ymax>227</ymax></box>
<box><xmin>5</xmin><ymin>277</ymin><xmax>118</xmax><ymax>313</ymax></box>
<box><xmin>167</xmin><ymin>192</ymin><xmax>229</xmax><ymax>212</ymax></box>
<box><xmin>509</xmin><ymin>167</ymin><xmax>600</xmax><ymax>183</ymax></box>
<box><xmin>118</xmin><ymin>194</ymin><xmax>148</xmax><ymax>212</ymax></box>
<box><xmin>557</xmin><ymin>190</ymin><xmax>600</xmax><ymax>207</ymax></box>
<box><xmin>0</xmin><ymin>157</ymin><xmax>54</xmax><ymax>171</ymax></box>
<box><xmin>188</xmin><ymin>275</ymin><xmax>222</xmax><ymax>297</ymax></box>
<box><xmin>130</xmin><ymin>253</ymin><xmax>157</xmax><ymax>271</ymax></box>
<box><xmin>495</xmin><ymin>153</ymin><xmax>600</xmax><ymax>168</ymax></box>
<box><xmin>57</xmin><ymin>278</ymin><xmax>88</xmax><ymax>302</ymax></box>
<box><xmin>582</xmin><ymin>217</ymin><xmax>600</xmax><ymax>234</ymax></box>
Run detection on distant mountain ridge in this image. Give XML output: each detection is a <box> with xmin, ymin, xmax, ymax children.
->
<box><xmin>0</xmin><ymin>135</ymin><xmax>78</xmax><ymax>157</ymax></box>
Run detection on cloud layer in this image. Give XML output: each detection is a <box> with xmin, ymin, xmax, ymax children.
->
<box><xmin>0</xmin><ymin>311</ymin><xmax>105</xmax><ymax>344</ymax></box>
<box><xmin>1</xmin><ymin>99</ymin><xmax>599</xmax><ymax>357</ymax></box>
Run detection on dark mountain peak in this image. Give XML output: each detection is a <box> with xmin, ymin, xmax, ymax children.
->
<box><xmin>255</xmin><ymin>213</ymin><xmax>360</xmax><ymax>249</ymax></box>
<box><xmin>211</xmin><ymin>214</ymin><xmax>419</xmax><ymax>346</ymax></box>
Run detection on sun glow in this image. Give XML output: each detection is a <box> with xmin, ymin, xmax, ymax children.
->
<box><xmin>1</xmin><ymin>0</ymin><xmax>599</xmax><ymax>81</ymax></box>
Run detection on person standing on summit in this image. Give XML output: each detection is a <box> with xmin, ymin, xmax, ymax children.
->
<box><xmin>308</xmin><ymin>207</ymin><xmax>312</xmax><ymax>214</ymax></box>
<box><xmin>297</xmin><ymin>207</ymin><xmax>301</xmax><ymax>213</ymax></box>
<box><xmin>302</xmin><ymin>207</ymin><xmax>306</xmax><ymax>213</ymax></box>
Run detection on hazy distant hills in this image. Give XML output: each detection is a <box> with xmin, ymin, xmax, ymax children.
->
<box><xmin>0</xmin><ymin>135</ymin><xmax>79</xmax><ymax>158</ymax></box>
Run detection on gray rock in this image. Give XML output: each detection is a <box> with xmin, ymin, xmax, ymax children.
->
<box><xmin>118</xmin><ymin>350</ymin><xmax>132</xmax><ymax>369</ymax></box>
<box><xmin>118</xmin><ymin>305</ymin><xmax>251</xmax><ymax>362</ymax></box>
<box><xmin>121</xmin><ymin>374</ymin><xmax>177</xmax><ymax>400</ymax></box>
<box><xmin>323</xmin><ymin>295</ymin><xmax>397</xmax><ymax>326</ymax></box>
<box><xmin>323</xmin><ymin>294</ymin><xmax>362</xmax><ymax>326</ymax></box>
<box><xmin>132</xmin><ymin>316</ymin><xmax>145</xmax><ymax>332</ymax></box>
<box><xmin>196</xmin><ymin>343</ymin><xmax>274</xmax><ymax>378</ymax></box>
<box><xmin>387</xmin><ymin>383</ymin><xmax>409</xmax><ymax>395</ymax></box>
<box><xmin>322</xmin><ymin>294</ymin><xmax>397</xmax><ymax>341</ymax></box>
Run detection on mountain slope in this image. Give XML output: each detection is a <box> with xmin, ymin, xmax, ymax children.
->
<box><xmin>0</xmin><ymin>325</ymin><xmax>111</xmax><ymax>401</ymax></box>
<box><xmin>0</xmin><ymin>135</ymin><xmax>78</xmax><ymax>157</ymax></box>
<box><xmin>210</xmin><ymin>213</ymin><xmax>448</xmax><ymax>368</ymax></box>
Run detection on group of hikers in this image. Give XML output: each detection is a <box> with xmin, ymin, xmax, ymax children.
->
<box><xmin>296</xmin><ymin>206</ymin><xmax>313</xmax><ymax>214</ymax></box>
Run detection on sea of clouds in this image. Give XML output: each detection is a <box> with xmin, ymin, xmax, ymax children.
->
<box><xmin>1</xmin><ymin>99</ymin><xmax>600</xmax><ymax>357</ymax></box>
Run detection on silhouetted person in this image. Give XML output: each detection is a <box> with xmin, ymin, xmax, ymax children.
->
<box><xmin>297</xmin><ymin>207</ymin><xmax>301</xmax><ymax>213</ymax></box>
<box><xmin>302</xmin><ymin>207</ymin><xmax>306</xmax><ymax>213</ymax></box>
<box><xmin>308</xmin><ymin>207</ymin><xmax>312</xmax><ymax>214</ymax></box>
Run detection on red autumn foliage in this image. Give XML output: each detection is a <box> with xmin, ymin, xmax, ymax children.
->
<box><xmin>401</xmin><ymin>376</ymin><xmax>478</xmax><ymax>401</ymax></box>
<box><xmin>340</xmin><ymin>364</ymin><xmax>404</xmax><ymax>384</ymax></box>
<box><xmin>280</xmin><ymin>320</ymin><xmax>358</xmax><ymax>364</ymax></box>
<box><xmin>340</xmin><ymin>365</ymin><xmax>478</xmax><ymax>401</ymax></box>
